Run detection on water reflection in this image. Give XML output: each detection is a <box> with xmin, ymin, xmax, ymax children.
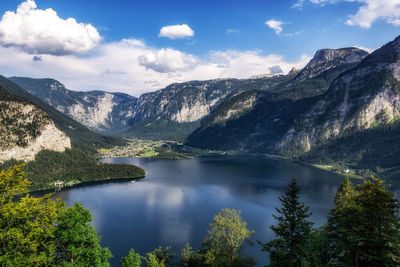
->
<box><xmin>54</xmin><ymin>156</ymin><xmax>344</xmax><ymax>266</ymax></box>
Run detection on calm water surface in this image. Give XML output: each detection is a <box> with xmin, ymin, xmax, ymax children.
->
<box><xmin>53</xmin><ymin>156</ymin><xmax>344</xmax><ymax>266</ymax></box>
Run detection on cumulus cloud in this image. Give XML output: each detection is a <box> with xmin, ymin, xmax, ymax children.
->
<box><xmin>138</xmin><ymin>48</ymin><xmax>198</xmax><ymax>73</ymax></box>
<box><xmin>0</xmin><ymin>0</ymin><xmax>101</xmax><ymax>55</ymax></box>
<box><xmin>346</xmin><ymin>0</ymin><xmax>400</xmax><ymax>28</ymax></box>
<box><xmin>294</xmin><ymin>0</ymin><xmax>400</xmax><ymax>28</ymax></box>
<box><xmin>265</xmin><ymin>19</ymin><xmax>284</xmax><ymax>34</ymax></box>
<box><xmin>0</xmin><ymin>38</ymin><xmax>310</xmax><ymax>96</ymax></box>
<box><xmin>158</xmin><ymin>24</ymin><xmax>194</xmax><ymax>39</ymax></box>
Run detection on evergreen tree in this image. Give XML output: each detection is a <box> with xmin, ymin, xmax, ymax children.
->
<box><xmin>144</xmin><ymin>246</ymin><xmax>174</xmax><ymax>267</ymax></box>
<box><xmin>180</xmin><ymin>242</ymin><xmax>193</xmax><ymax>267</ymax></box>
<box><xmin>121</xmin><ymin>248</ymin><xmax>141</xmax><ymax>267</ymax></box>
<box><xmin>54</xmin><ymin>202</ymin><xmax>112</xmax><ymax>266</ymax></box>
<box><xmin>325</xmin><ymin>177</ymin><xmax>359</xmax><ymax>265</ymax></box>
<box><xmin>327</xmin><ymin>176</ymin><xmax>400</xmax><ymax>266</ymax></box>
<box><xmin>260</xmin><ymin>178</ymin><xmax>313</xmax><ymax>267</ymax></box>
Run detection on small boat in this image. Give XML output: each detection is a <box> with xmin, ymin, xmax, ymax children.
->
<box><xmin>131</xmin><ymin>180</ymin><xmax>136</xmax><ymax>183</ymax></box>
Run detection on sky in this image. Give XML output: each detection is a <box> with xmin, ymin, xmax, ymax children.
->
<box><xmin>0</xmin><ymin>0</ymin><xmax>399</xmax><ymax>96</ymax></box>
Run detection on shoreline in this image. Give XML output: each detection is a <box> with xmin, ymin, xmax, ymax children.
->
<box><xmin>30</xmin><ymin>174</ymin><xmax>146</xmax><ymax>195</ymax></box>
<box><xmin>29</xmin><ymin>152</ymin><xmax>368</xmax><ymax>195</ymax></box>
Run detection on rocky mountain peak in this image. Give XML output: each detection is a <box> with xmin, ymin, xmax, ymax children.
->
<box><xmin>288</xmin><ymin>67</ymin><xmax>299</xmax><ymax>75</ymax></box>
<box><xmin>295</xmin><ymin>47</ymin><xmax>369</xmax><ymax>81</ymax></box>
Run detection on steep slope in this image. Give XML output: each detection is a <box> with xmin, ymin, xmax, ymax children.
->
<box><xmin>0</xmin><ymin>84</ymin><xmax>70</xmax><ymax>162</ymax></box>
<box><xmin>293</xmin><ymin>48</ymin><xmax>369</xmax><ymax>81</ymax></box>
<box><xmin>281</xmin><ymin>35</ymin><xmax>400</xmax><ymax>168</ymax></box>
<box><xmin>0</xmin><ymin>77</ymin><xmax>143</xmax><ymax>190</ymax></box>
<box><xmin>123</xmin><ymin>75</ymin><xmax>292</xmax><ymax>140</ymax></box>
<box><xmin>0</xmin><ymin>76</ymin><xmax>125</xmax><ymax>147</ymax></box>
<box><xmin>10</xmin><ymin>75</ymin><xmax>293</xmax><ymax>140</ymax></box>
<box><xmin>186</xmin><ymin>47</ymin><xmax>369</xmax><ymax>150</ymax></box>
<box><xmin>9</xmin><ymin>77</ymin><xmax>138</xmax><ymax>132</ymax></box>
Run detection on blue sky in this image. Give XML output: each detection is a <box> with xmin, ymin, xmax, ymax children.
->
<box><xmin>0</xmin><ymin>0</ymin><xmax>399</xmax><ymax>95</ymax></box>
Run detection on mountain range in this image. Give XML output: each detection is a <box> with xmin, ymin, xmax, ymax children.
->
<box><xmin>2</xmin><ymin>34</ymin><xmax>400</xmax><ymax>183</ymax></box>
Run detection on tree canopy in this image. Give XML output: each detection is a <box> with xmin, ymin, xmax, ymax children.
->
<box><xmin>260</xmin><ymin>178</ymin><xmax>314</xmax><ymax>267</ymax></box>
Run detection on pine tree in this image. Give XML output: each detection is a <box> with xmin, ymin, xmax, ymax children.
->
<box><xmin>327</xmin><ymin>176</ymin><xmax>400</xmax><ymax>266</ymax></box>
<box><xmin>260</xmin><ymin>178</ymin><xmax>313</xmax><ymax>267</ymax></box>
<box><xmin>180</xmin><ymin>242</ymin><xmax>193</xmax><ymax>267</ymax></box>
<box><xmin>326</xmin><ymin>177</ymin><xmax>359</xmax><ymax>265</ymax></box>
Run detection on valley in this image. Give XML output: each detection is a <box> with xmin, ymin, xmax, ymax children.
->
<box><xmin>98</xmin><ymin>138</ymin><xmax>227</xmax><ymax>160</ymax></box>
<box><xmin>3</xmin><ymin>34</ymin><xmax>400</xmax><ymax>189</ymax></box>
<box><xmin>2</xmin><ymin>1</ymin><xmax>400</xmax><ymax>266</ymax></box>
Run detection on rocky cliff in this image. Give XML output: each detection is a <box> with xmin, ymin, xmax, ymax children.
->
<box><xmin>186</xmin><ymin>47</ymin><xmax>369</xmax><ymax>150</ymax></box>
<box><xmin>280</xmin><ymin>36</ymin><xmax>400</xmax><ymax>153</ymax></box>
<box><xmin>0</xmin><ymin>85</ymin><xmax>70</xmax><ymax>162</ymax></box>
<box><xmin>9</xmin><ymin>77</ymin><xmax>138</xmax><ymax>132</ymax></box>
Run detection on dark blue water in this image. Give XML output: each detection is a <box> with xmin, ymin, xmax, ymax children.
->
<box><xmin>53</xmin><ymin>156</ymin><xmax>344</xmax><ymax>266</ymax></box>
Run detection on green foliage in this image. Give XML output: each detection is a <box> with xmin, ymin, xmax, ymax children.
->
<box><xmin>203</xmin><ymin>208</ymin><xmax>255</xmax><ymax>267</ymax></box>
<box><xmin>0</xmin><ymin>147</ymin><xmax>145</xmax><ymax>190</ymax></box>
<box><xmin>180</xmin><ymin>242</ymin><xmax>193</xmax><ymax>267</ymax></box>
<box><xmin>0</xmin><ymin>165</ymin><xmax>113</xmax><ymax>266</ymax></box>
<box><xmin>260</xmin><ymin>178</ymin><xmax>314</xmax><ymax>267</ymax></box>
<box><xmin>326</xmin><ymin>177</ymin><xmax>400</xmax><ymax>266</ymax></box>
<box><xmin>54</xmin><ymin>202</ymin><xmax>112</xmax><ymax>266</ymax></box>
<box><xmin>301</xmin><ymin>118</ymin><xmax>400</xmax><ymax>173</ymax></box>
<box><xmin>145</xmin><ymin>253</ymin><xmax>165</xmax><ymax>267</ymax></box>
<box><xmin>0</xmin><ymin>164</ymin><xmax>64</xmax><ymax>266</ymax></box>
<box><xmin>143</xmin><ymin>246</ymin><xmax>174</xmax><ymax>267</ymax></box>
<box><xmin>121</xmin><ymin>248</ymin><xmax>142</xmax><ymax>267</ymax></box>
<box><xmin>123</xmin><ymin>118</ymin><xmax>201</xmax><ymax>142</ymax></box>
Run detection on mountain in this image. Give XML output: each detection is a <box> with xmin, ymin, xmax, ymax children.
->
<box><xmin>186</xmin><ymin>47</ymin><xmax>369</xmax><ymax>151</ymax></box>
<box><xmin>0</xmin><ymin>82</ymin><xmax>70</xmax><ymax>162</ymax></box>
<box><xmin>9</xmin><ymin>77</ymin><xmax>138</xmax><ymax>133</ymax></box>
<box><xmin>0</xmin><ymin>76</ymin><xmax>125</xmax><ymax>147</ymax></box>
<box><xmin>11</xmin><ymin>74</ymin><xmax>293</xmax><ymax>140</ymax></box>
<box><xmin>293</xmin><ymin>47</ymin><xmax>369</xmax><ymax>81</ymax></box>
<box><xmin>281</xmin><ymin>35</ymin><xmax>400</xmax><ymax>169</ymax></box>
<box><xmin>0</xmin><ymin>76</ymin><xmax>143</xmax><ymax>190</ymax></box>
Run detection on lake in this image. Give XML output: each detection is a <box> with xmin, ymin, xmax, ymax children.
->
<box><xmin>53</xmin><ymin>156</ymin><xmax>344</xmax><ymax>266</ymax></box>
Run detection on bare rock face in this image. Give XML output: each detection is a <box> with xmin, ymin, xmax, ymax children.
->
<box><xmin>129</xmin><ymin>79</ymin><xmax>242</xmax><ymax>124</ymax></box>
<box><xmin>8</xmin><ymin>77</ymin><xmax>138</xmax><ymax>133</ymax></box>
<box><xmin>207</xmin><ymin>93</ymin><xmax>257</xmax><ymax>126</ymax></box>
<box><xmin>0</xmin><ymin>123</ymin><xmax>71</xmax><ymax>162</ymax></box>
<box><xmin>0</xmin><ymin>101</ymin><xmax>71</xmax><ymax>162</ymax></box>
<box><xmin>294</xmin><ymin>47</ymin><xmax>369</xmax><ymax>81</ymax></box>
<box><xmin>280</xmin><ymin>36</ymin><xmax>400</xmax><ymax>152</ymax></box>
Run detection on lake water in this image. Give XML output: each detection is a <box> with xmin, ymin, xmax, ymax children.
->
<box><xmin>53</xmin><ymin>156</ymin><xmax>344</xmax><ymax>266</ymax></box>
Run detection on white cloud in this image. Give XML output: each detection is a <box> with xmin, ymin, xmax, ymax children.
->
<box><xmin>355</xmin><ymin>45</ymin><xmax>375</xmax><ymax>53</ymax></box>
<box><xmin>294</xmin><ymin>0</ymin><xmax>400</xmax><ymax>28</ymax></box>
<box><xmin>0</xmin><ymin>38</ymin><xmax>311</xmax><ymax>96</ymax></box>
<box><xmin>346</xmin><ymin>0</ymin><xmax>400</xmax><ymax>28</ymax></box>
<box><xmin>158</xmin><ymin>24</ymin><xmax>194</xmax><ymax>39</ymax></box>
<box><xmin>0</xmin><ymin>0</ymin><xmax>101</xmax><ymax>55</ymax></box>
<box><xmin>138</xmin><ymin>48</ymin><xmax>198</xmax><ymax>73</ymax></box>
<box><xmin>265</xmin><ymin>19</ymin><xmax>284</xmax><ymax>34</ymax></box>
